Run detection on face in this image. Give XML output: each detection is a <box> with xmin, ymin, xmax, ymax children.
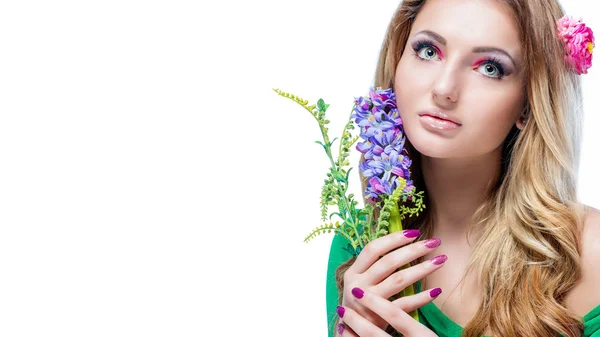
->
<box><xmin>394</xmin><ymin>0</ymin><xmax>527</xmax><ymax>159</ymax></box>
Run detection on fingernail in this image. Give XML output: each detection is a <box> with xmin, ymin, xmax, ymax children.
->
<box><xmin>403</xmin><ymin>229</ymin><xmax>420</xmax><ymax>238</ymax></box>
<box><xmin>336</xmin><ymin>306</ymin><xmax>345</xmax><ymax>318</ymax></box>
<box><xmin>351</xmin><ymin>287</ymin><xmax>364</xmax><ymax>299</ymax></box>
<box><xmin>430</xmin><ymin>254</ymin><xmax>448</xmax><ymax>265</ymax></box>
<box><xmin>429</xmin><ymin>288</ymin><xmax>442</xmax><ymax>298</ymax></box>
<box><xmin>337</xmin><ymin>323</ymin><xmax>345</xmax><ymax>335</ymax></box>
<box><xmin>424</xmin><ymin>238</ymin><xmax>441</xmax><ymax>248</ymax></box>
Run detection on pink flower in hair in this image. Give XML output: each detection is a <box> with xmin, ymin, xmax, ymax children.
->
<box><xmin>557</xmin><ymin>15</ymin><xmax>595</xmax><ymax>75</ymax></box>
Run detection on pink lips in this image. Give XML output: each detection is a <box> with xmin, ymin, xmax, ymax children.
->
<box><xmin>418</xmin><ymin>111</ymin><xmax>461</xmax><ymax>131</ymax></box>
<box><xmin>418</xmin><ymin>111</ymin><xmax>462</xmax><ymax>125</ymax></box>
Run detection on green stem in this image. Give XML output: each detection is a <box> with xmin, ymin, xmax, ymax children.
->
<box><xmin>336</xmin><ymin>109</ymin><xmax>359</xmax><ymax>168</ymax></box>
<box><xmin>313</xmin><ymin>115</ymin><xmax>362</xmax><ymax>249</ymax></box>
<box><xmin>389</xmin><ymin>202</ymin><xmax>402</xmax><ymax>234</ymax></box>
<box><xmin>389</xmin><ymin>203</ymin><xmax>419</xmax><ymax>322</ymax></box>
<box><xmin>276</xmin><ymin>91</ymin><xmax>364</xmax><ymax>248</ymax></box>
<box><xmin>335</xmin><ymin>225</ymin><xmax>356</xmax><ymax>248</ymax></box>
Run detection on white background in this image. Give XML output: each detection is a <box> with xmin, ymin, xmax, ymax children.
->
<box><xmin>0</xmin><ymin>1</ymin><xmax>597</xmax><ymax>336</ymax></box>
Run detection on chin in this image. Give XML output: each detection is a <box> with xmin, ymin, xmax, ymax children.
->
<box><xmin>404</xmin><ymin>127</ymin><xmax>460</xmax><ymax>159</ymax></box>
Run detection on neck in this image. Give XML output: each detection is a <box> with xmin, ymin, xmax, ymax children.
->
<box><xmin>420</xmin><ymin>146</ymin><xmax>503</xmax><ymax>243</ymax></box>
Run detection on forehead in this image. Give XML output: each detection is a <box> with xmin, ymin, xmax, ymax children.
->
<box><xmin>411</xmin><ymin>0</ymin><xmax>523</xmax><ymax>61</ymax></box>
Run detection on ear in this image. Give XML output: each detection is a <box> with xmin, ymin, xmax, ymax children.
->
<box><xmin>516</xmin><ymin>117</ymin><xmax>525</xmax><ymax>130</ymax></box>
<box><xmin>516</xmin><ymin>105</ymin><xmax>529</xmax><ymax>130</ymax></box>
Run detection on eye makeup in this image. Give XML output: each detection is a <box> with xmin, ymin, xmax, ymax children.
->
<box><xmin>411</xmin><ymin>39</ymin><xmax>444</xmax><ymax>59</ymax></box>
<box><xmin>473</xmin><ymin>57</ymin><xmax>508</xmax><ymax>80</ymax></box>
<box><xmin>410</xmin><ymin>37</ymin><xmax>514</xmax><ymax>80</ymax></box>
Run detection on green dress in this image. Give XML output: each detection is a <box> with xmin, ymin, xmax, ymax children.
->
<box><xmin>326</xmin><ymin>233</ymin><xmax>600</xmax><ymax>337</ymax></box>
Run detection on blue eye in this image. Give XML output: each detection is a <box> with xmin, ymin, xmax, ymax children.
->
<box><xmin>413</xmin><ymin>41</ymin><xmax>440</xmax><ymax>61</ymax></box>
<box><xmin>476</xmin><ymin>58</ymin><xmax>506</xmax><ymax>80</ymax></box>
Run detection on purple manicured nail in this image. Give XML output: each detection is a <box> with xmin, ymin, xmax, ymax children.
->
<box><xmin>351</xmin><ymin>287</ymin><xmax>364</xmax><ymax>299</ymax></box>
<box><xmin>429</xmin><ymin>288</ymin><xmax>442</xmax><ymax>298</ymax></box>
<box><xmin>336</xmin><ymin>306</ymin><xmax>345</xmax><ymax>318</ymax></box>
<box><xmin>403</xmin><ymin>229</ymin><xmax>420</xmax><ymax>238</ymax></box>
<box><xmin>337</xmin><ymin>323</ymin><xmax>345</xmax><ymax>335</ymax></box>
<box><xmin>430</xmin><ymin>254</ymin><xmax>448</xmax><ymax>265</ymax></box>
<box><xmin>424</xmin><ymin>238</ymin><xmax>441</xmax><ymax>248</ymax></box>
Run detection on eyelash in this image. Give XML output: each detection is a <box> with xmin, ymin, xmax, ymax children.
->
<box><xmin>411</xmin><ymin>40</ymin><xmax>507</xmax><ymax>80</ymax></box>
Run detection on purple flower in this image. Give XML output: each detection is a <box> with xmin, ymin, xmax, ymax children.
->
<box><xmin>368</xmin><ymin>177</ymin><xmax>395</xmax><ymax>196</ymax></box>
<box><xmin>369</xmin><ymin>88</ymin><xmax>396</xmax><ymax>113</ymax></box>
<box><xmin>357</xmin><ymin>111</ymin><xmax>396</xmax><ymax>139</ymax></box>
<box><xmin>356</xmin><ymin>140</ymin><xmax>385</xmax><ymax>160</ymax></box>
<box><xmin>379</xmin><ymin>151</ymin><xmax>401</xmax><ymax>180</ymax></box>
<box><xmin>373</xmin><ymin>129</ymin><xmax>405</xmax><ymax>155</ymax></box>
<box><xmin>351</xmin><ymin>96</ymin><xmax>372</xmax><ymax>121</ymax></box>
<box><xmin>352</xmin><ymin>87</ymin><xmax>414</xmax><ymax>202</ymax></box>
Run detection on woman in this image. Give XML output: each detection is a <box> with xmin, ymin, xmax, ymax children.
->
<box><xmin>326</xmin><ymin>0</ymin><xmax>599</xmax><ymax>336</ymax></box>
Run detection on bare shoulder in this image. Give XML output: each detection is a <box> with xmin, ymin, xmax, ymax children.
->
<box><xmin>565</xmin><ymin>205</ymin><xmax>600</xmax><ymax>317</ymax></box>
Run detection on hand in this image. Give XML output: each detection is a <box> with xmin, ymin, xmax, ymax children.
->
<box><xmin>335</xmin><ymin>287</ymin><xmax>439</xmax><ymax>337</ymax></box>
<box><xmin>337</xmin><ymin>229</ymin><xmax>446</xmax><ymax>334</ymax></box>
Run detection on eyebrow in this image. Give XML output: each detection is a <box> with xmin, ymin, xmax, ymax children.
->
<box><xmin>415</xmin><ymin>30</ymin><xmax>517</xmax><ymax>67</ymax></box>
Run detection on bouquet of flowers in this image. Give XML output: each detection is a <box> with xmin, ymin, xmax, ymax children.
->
<box><xmin>272</xmin><ymin>86</ymin><xmax>425</xmax><ymax>320</ymax></box>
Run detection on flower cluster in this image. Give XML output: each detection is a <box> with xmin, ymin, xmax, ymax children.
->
<box><xmin>273</xmin><ymin>86</ymin><xmax>424</xmax><ymax>254</ymax></box>
<box><xmin>557</xmin><ymin>15</ymin><xmax>595</xmax><ymax>75</ymax></box>
<box><xmin>275</xmin><ymin>86</ymin><xmax>425</xmax><ymax>323</ymax></box>
<box><xmin>351</xmin><ymin>87</ymin><xmax>414</xmax><ymax>202</ymax></box>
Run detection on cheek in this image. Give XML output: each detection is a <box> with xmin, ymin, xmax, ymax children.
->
<box><xmin>468</xmin><ymin>84</ymin><xmax>523</xmax><ymax>125</ymax></box>
<box><xmin>395</xmin><ymin>56</ymin><xmax>431</xmax><ymax>92</ymax></box>
<box><xmin>394</xmin><ymin>55</ymin><xmax>432</xmax><ymax>143</ymax></box>
<box><xmin>394</xmin><ymin>66</ymin><xmax>416</xmax><ymax>137</ymax></box>
<box><xmin>394</xmin><ymin>57</ymin><xmax>425</xmax><ymax>120</ymax></box>
<box><xmin>465</xmin><ymin>87</ymin><xmax>524</xmax><ymax>150</ymax></box>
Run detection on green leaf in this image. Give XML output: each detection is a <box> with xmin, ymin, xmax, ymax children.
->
<box><xmin>329</xmin><ymin>212</ymin><xmax>343</xmax><ymax>221</ymax></box>
<box><xmin>317</xmin><ymin>98</ymin><xmax>325</xmax><ymax>111</ymax></box>
<box><xmin>331</xmin><ymin>170</ymin><xmax>347</xmax><ymax>183</ymax></box>
<box><xmin>317</xmin><ymin>98</ymin><xmax>330</xmax><ymax>112</ymax></box>
<box><xmin>344</xmin><ymin>167</ymin><xmax>353</xmax><ymax>182</ymax></box>
<box><xmin>314</xmin><ymin>140</ymin><xmax>327</xmax><ymax>152</ymax></box>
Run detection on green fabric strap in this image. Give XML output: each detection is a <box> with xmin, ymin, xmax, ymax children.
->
<box><xmin>326</xmin><ymin>231</ymin><xmax>354</xmax><ymax>337</ymax></box>
<box><xmin>413</xmin><ymin>281</ymin><xmax>600</xmax><ymax>337</ymax></box>
<box><xmin>326</xmin><ymin>211</ymin><xmax>368</xmax><ymax>336</ymax></box>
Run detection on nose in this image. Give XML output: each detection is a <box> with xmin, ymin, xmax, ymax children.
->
<box><xmin>431</xmin><ymin>63</ymin><xmax>459</xmax><ymax>104</ymax></box>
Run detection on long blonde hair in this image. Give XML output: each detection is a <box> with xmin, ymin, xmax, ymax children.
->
<box><xmin>348</xmin><ymin>0</ymin><xmax>586</xmax><ymax>336</ymax></box>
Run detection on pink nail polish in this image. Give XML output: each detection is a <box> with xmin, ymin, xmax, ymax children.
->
<box><xmin>403</xmin><ymin>229</ymin><xmax>420</xmax><ymax>238</ymax></box>
<box><xmin>351</xmin><ymin>287</ymin><xmax>364</xmax><ymax>299</ymax></box>
<box><xmin>424</xmin><ymin>238</ymin><xmax>441</xmax><ymax>248</ymax></box>
<box><xmin>430</xmin><ymin>254</ymin><xmax>448</xmax><ymax>265</ymax></box>
<box><xmin>336</xmin><ymin>306</ymin><xmax>345</xmax><ymax>318</ymax></box>
<box><xmin>429</xmin><ymin>288</ymin><xmax>442</xmax><ymax>298</ymax></box>
<box><xmin>337</xmin><ymin>323</ymin><xmax>345</xmax><ymax>335</ymax></box>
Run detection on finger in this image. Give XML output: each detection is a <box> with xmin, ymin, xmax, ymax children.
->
<box><xmin>375</xmin><ymin>254</ymin><xmax>447</xmax><ymax>299</ymax></box>
<box><xmin>337</xmin><ymin>306</ymin><xmax>389</xmax><ymax>337</ymax></box>
<box><xmin>349</xmin><ymin>287</ymin><xmax>434</xmax><ymax>336</ymax></box>
<box><xmin>335</xmin><ymin>322</ymin><xmax>358</xmax><ymax>337</ymax></box>
<box><xmin>364</xmin><ymin>237</ymin><xmax>441</xmax><ymax>284</ymax></box>
<box><xmin>349</xmin><ymin>229</ymin><xmax>421</xmax><ymax>274</ymax></box>
<box><xmin>392</xmin><ymin>287</ymin><xmax>443</xmax><ymax>313</ymax></box>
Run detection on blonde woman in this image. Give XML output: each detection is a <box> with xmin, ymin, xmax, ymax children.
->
<box><xmin>326</xmin><ymin>0</ymin><xmax>599</xmax><ymax>336</ymax></box>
